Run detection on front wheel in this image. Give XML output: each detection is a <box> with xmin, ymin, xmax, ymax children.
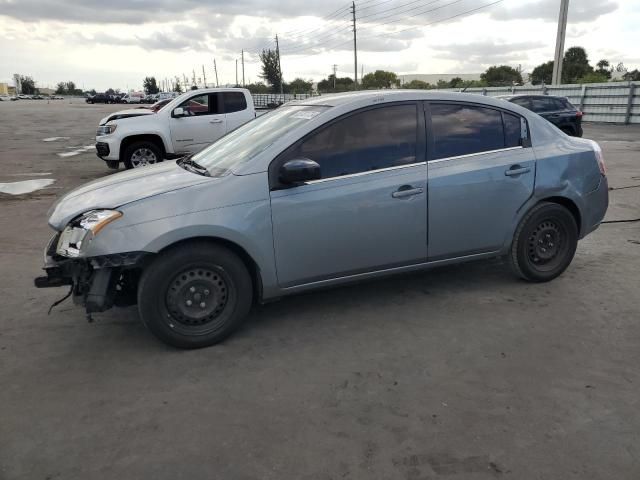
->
<box><xmin>123</xmin><ymin>141</ymin><xmax>162</xmax><ymax>169</ymax></box>
<box><xmin>509</xmin><ymin>202</ymin><xmax>578</xmax><ymax>282</ymax></box>
<box><xmin>137</xmin><ymin>242</ymin><xmax>253</xmax><ymax>348</ymax></box>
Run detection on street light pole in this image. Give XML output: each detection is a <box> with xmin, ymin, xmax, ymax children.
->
<box><xmin>552</xmin><ymin>0</ymin><xmax>570</xmax><ymax>85</ymax></box>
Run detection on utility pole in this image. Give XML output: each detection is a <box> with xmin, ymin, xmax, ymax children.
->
<box><xmin>213</xmin><ymin>58</ymin><xmax>219</xmax><ymax>87</ymax></box>
<box><xmin>552</xmin><ymin>0</ymin><xmax>569</xmax><ymax>85</ymax></box>
<box><xmin>183</xmin><ymin>74</ymin><xmax>188</xmax><ymax>91</ymax></box>
<box><xmin>235</xmin><ymin>59</ymin><xmax>238</xmax><ymax>86</ymax></box>
<box><xmin>241</xmin><ymin>50</ymin><xmax>246</xmax><ymax>87</ymax></box>
<box><xmin>351</xmin><ymin>1</ymin><xmax>358</xmax><ymax>89</ymax></box>
<box><xmin>332</xmin><ymin>64</ymin><xmax>337</xmax><ymax>89</ymax></box>
<box><xmin>202</xmin><ymin>65</ymin><xmax>207</xmax><ymax>88</ymax></box>
<box><xmin>275</xmin><ymin>34</ymin><xmax>284</xmax><ymax>95</ymax></box>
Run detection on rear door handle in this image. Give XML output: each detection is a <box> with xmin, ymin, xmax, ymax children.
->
<box><xmin>392</xmin><ymin>186</ymin><xmax>424</xmax><ymax>198</ymax></box>
<box><xmin>209</xmin><ymin>119</ymin><xmax>223</xmax><ymax>124</ymax></box>
<box><xmin>505</xmin><ymin>166</ymin><xmax>531</xmax><ymax>176</ymax></box>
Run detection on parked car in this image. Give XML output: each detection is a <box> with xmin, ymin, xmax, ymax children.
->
<box><xmin>0</xmin><ymin>95</ymin><xmax>10</xmax><ymax>101</ymax></box>
<box><xmin>94</xmin><ymin>87</ymin><xmax>255</xmax><ymax>169</ymax></box>
<box><xmin>36</xmin><ymin>90</ymin><xmax>608</xmax><ymax>348</ymax></box>
<box><xmin>500</xmin><ymin>94</ymin><xmax>583</xmax><ymax>137</ymax></box>
<box><xmin>86</xmin><ymin>93</ymin><xmax>114</xmax><ymax>104</ymax></box>
<box><xmin>120</xmin><ymin>93</ymin><xmax>145</xmax><ymax>104</ymax></box>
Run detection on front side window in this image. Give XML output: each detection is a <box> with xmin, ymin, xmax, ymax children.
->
<box><xmin>179</xmin><ymin>94</ymin><xmax>211</xmax><ymax>116</ymax></box>
<box><xmin>281</xmin><ymin>104</ymin><xmax>418</xmax><ymax>180</ymax></box>
<box><xmin>430</xmin><ymin>103</ymin><xmax>505</xmax><ymax>160</ymax></box>
<box><xmin>223</xmin><ymin>92</ymin><xmax>247</xmax><ymax>113</ymax></box>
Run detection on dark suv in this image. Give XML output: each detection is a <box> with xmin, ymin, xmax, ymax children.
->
<box><xmin>500</xmin><ymin>95</ymin><xmax>583</xmax><ymax>137</ymax></box>
<box><xmin>86</xmin><ymin>93</ymin><xmax>115</xmax><ymax>104</ymax></box>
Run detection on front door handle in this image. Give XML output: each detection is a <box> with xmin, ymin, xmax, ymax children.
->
<box><xmin>209</xmin><ymin>119</ymin><xmax>223</xmax><ymax>124</ymax></box>
<box><xmin>392</xmin><ymin>186</ymin><xmax>424</xmax><ymax>198</ymax></box>
<box><xmin>505</xmin><ymin>165</ymin><xmax>531</xmax><ymax>176</ymax></box>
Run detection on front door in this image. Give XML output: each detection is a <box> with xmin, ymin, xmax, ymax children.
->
<box><xmin>169</xmin><ymin>92</ymin><xmax>226</xmax><ymax>154</ymax></box>
<box><xmin>426</xmin><ymin>102</ymin><xmax>536</xmax><ymax>260</ymax></box>
<box><xmin>270</xmin><ymin>103</ymin><xmax>428</xmax><ymax>287</ymax></box>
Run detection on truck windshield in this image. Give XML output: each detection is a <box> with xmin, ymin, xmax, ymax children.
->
<box><xmin>191</xmin><ymin>105</ymin><xmax>330</xmax><ymax>175</ymax></box>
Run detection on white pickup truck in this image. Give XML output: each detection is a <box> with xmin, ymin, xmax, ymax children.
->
<box><xmin>95</xmin><ymin>88</ymin><xmax>256</xmax><ymax>169</ymax></box>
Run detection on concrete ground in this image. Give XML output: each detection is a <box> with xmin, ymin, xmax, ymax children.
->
<box><xmin>0</xmin><ymin>100</ymin><xmax>639</xmax><ymax>480</ymax></box>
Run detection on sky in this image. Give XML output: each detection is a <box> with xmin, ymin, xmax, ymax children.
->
<box><xmin>0</xmin><ymin>0</ymin><xmax>638</xmax><ymax>91</ymax></box>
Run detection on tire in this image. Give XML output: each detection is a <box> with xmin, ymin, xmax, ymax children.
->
<box><xmin>106</xmin><ymin>160</ymin><xmax>119</xmax><ymax>170</ymax></box>
<box><xmin>123</xmin><ymin>141</ymin><xmax>162</xmax><ymax>169</ymax></box>
<box><xmin>561</xmin><ymin>126</ymin><xmax>575</xmax><ymax>136</ymax></box>
<box><xmin>137</xmin><ymin>242</ymin><xmax>253</xmax><ymax>349</ymax></box>
<box><xmin>509</xmin><ymin>202</ymin><xmax>578</xmax><ymax>282</ymax></box>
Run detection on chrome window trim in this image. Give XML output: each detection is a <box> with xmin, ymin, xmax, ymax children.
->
<box><xmin>428</xmin><ymin>146</ymin><xmax>524</xmax><ymax>164</ymax></box>
<box><xmin>305</xmin><ymin>161</ymin><xmax>427</xmax><ymax>185</ymax></box>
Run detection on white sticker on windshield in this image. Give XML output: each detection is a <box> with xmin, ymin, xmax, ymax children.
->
<box><xmin>291</xmin><ymin>110</ymin><xmax>321</xmax><ymax>120</ymax></box>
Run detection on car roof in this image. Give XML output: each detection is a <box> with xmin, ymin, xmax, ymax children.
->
<box><xmin>289</xmin><ymin>89</ymin><xmax>519</xmax><ymax>110</ymax></box>
<box><xmin>499</xmin><ymin>94</ymin><xmax>568</xmax><ymax>100</ymax></box>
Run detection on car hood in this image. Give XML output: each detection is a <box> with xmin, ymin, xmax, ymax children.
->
<box><xmin>99</xmin><ymin>108</ymin><xmax>154</xmax><ymax>125</ymax></box>
<box><xmin>47</xmin><ymin>162</ymin><xmax>215</xmax><ymax>230</ymax></box>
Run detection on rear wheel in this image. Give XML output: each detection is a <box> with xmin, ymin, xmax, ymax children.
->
<box><xmin>123</xmin><ymin>141</ymin><xmax>162</xmax><ymax>169</ymax></box>
<box><xmin>137</xmin><ymin>243</ymin><xmax>253</xmax><ymax>348</ymax></box>
<box><xmin>509</xmin><ymin>202</ymin><xmax>578</xmax><ymax>282</ymax></box>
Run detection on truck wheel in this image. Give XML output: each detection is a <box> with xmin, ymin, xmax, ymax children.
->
<box><xmin>123</xmin><ymin>141</ymin><xmax>162</xmax><ymax>169</ymax></box>
<box><xmin>137</xmin><ymin>242</ymin><xmax>253</xmax><ymax>349</ymax></box>
<box><xmin>509</xmin><ymin>202</ymin><xmax>578</xmax><ymax>282</ymax></box>
<box><xmin>106</xmin><ymin>160</ymin><xmax>119</xmax><ymax>170</ymax></box>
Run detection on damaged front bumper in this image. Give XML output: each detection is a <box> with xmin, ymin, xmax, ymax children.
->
<box><xmin>34</xmin><ymin>233</ymin><xmax>150</xmax><ymax>314</ymax></box>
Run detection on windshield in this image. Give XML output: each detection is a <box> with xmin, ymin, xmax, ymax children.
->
<box><xmin>192</xmin><ymin>105</ymin><xmax>330</xmax><ymax>174</ymax></box>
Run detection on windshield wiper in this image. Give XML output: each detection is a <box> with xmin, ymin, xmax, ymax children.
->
<box><xmin>177</xmin><ymin>156</ymin><xmax>210</xmax><ymax>176</ymax></box>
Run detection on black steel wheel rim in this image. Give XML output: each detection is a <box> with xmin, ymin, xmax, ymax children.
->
<box><xmin>526</xmin><ymin>219</ymin><xmax>568</xmax><ymax>271</ymax></box>
<box><xmin>164</xmin><ymin>266</ymin><xmax>232</xmax><ymax>335</ymax></box>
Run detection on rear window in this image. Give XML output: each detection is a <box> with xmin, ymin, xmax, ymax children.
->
<box><xmin>529</xmin><ymin>97</ymin><xmax>558</xmax><ymax>113</ymax></box>
<box><xmin>503</xmin><ymin>112</ymin><xmax>522</xmax><ymax>147</ymax></box>
<box><xmin>224</xmin><ymin>92</ymin><xmax>247</xmax><ymax>113</ymax></box>
<box><xmin>430</xmin><ymin>103</ymin><xmax>505</xmax><ymax>159</ymax></box>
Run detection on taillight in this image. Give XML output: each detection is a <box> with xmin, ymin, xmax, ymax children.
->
<box><xmin>576</xmin><ymin>111</ymin><xmax>583</xmax><ymax>118</ymax></box>
<box><xmin>588</xmin><ymin>140</ymin><xmax>606</xmax><ymax>176</ymax></box>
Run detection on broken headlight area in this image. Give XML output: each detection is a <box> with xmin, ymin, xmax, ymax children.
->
<box><xmin>56</xmin><ymin>210</ymin><xmax>123</xmax><ymax>258</ymax></box>
<box><xmin>35</xmin><ymin>250</ymin><xmax>151</xmax><ymax>314</ymax></box>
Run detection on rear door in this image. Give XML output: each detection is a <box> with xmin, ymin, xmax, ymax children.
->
<box><xmin>169</xmin><ymin>92</ymin><xmax>226</xmax><ymax>153</ymax></box>
<box><xmin>223</xmin><ymin>91</ymin><xmax>252</xmax><ymax>132</ymax></box>
<box><xmin>426</xmin><ymin>102</ymin><xmax>536</xmax><ymax>260</ymax></box>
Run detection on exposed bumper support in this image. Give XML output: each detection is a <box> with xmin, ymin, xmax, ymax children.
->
<box><xmin>34</xmin><ymin>251</ymin><xmax>151</xmax><ymax>313</ymax></box>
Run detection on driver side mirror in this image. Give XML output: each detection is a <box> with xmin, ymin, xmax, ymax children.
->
<box><xmin>172</xmin><ymin>107</ymin><xmax>186</xmax><ymax>118</ymax></box>
<box><xmin>279</xmin><ymin>159</ymin><xmax>321</xmax><ymax>185</ymax></box>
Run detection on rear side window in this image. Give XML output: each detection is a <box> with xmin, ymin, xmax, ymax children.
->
<box><xmin>529</xmin><ymin>97</ymin><xmax>557</xmax><ymax>113</ymax></box>
<box><xmin>282</xmin><ymin>104</ymin><xmax>418</xmax><ymax>179</ymax></box>
<box><xmin>503</xmin><ymin>112</ymin><xmax>522</xmax><ymax>147</ymax></box>
<box><xmin>430</xmin><ymin>104</ymin><xmax>504</xmax><ymax>159</ymax></box>
<box><xmin>510</xmin><ymin>97</ymin><xmax>531</xmax><ymax>109</ymax></box>
<box><xmin>224</xmin><ymin>92</ymin><xmax>247</xmax><ymax>113</ymax></box>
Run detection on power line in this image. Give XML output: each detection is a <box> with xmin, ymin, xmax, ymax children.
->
<box><xmin>358</xmin><ymin>0</ymin><xmax>442</xmax><ymax>21</ymax></box>
<box><xmin>358</xmin><ymin>0</ymin><xmax>465</xmax><ymax>29</ymax></box>
<box><xmin>282</xmin><ymin>0</ymin><xmax>503</xmax><ymax>59</ymax></box>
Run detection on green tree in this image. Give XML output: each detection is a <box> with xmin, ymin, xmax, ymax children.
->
<box><xmin>143</xmin><ymin>76</ymin><xmax>159</xmax><ymax>94</ymax></box>
<box><xmin>361</xmin><ymin>70</ymin><xmax>399</xmax><ymax>89</ymax></box>
<box><xmin>55</xmin><ymin>82</ymin><xmax>67</xmax><ymax>94</ymax></box>
<box><xmin>449</xmin><ymin>77</ymin><xmax>464</xmax><ymax>88</ymax></box>
<box><xmin>286</xmin><ymin>77</ymin><xmax>313</xmax><ymax>94</ymax></box>
<box><xmin>317</xmin><ymin>75</ymin><xmax>354</xmax><ymax>93</ymax></box>
<box><xmin>64</xmin><ymin>81</ymin><xmax>77</xmax><ymax>94</ymax></box>
<box><xmin>578</xmin><ymin>72</ymin><xmax>610</xmax><ymax>84</ymax></box>
<box><xmin>480</xmin><ymin>65</ymin><xmax>522</xmax><ymax>87</ymax></box>
<box><xmin>595</xmin><ymin>59</ymin><xmax>612</xmax><ymax>79</ymax></box>
<box><xmin>173</xmin><ymin>82</ymin><xmax>182</xmax><ymax>93</ymax></box>
<box><xmin>245</xmin><ymin>82</ymin><xmax>270</xmax><ymax>94</ymax></box>
<box><xmin>404</xmin><ymin>79</ymin><xmax>432</xmax><ymax>89</ymax></box>
<box><xmin>106</xmin><ymin>88</ymin><xmax>116</xmax><ymax>95</ymax></box>
<box><xmin>259</xmin><ymin>49</ymin><xmax>282</xmax><ymax>93</ymax></box>
<box><xmin>19</xmin><ymin>75</ymin><xmax>36</xmax><ymax>94</ymax></box>
<box><xmin>562</xmin><ymin>46</ymin><xmax>593</xmax><ymax>83</ymax></box>
<box><xmin>530</xmin><ymin>61</ymin><xmax>554</xmax><ymax>85</ymax></box>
